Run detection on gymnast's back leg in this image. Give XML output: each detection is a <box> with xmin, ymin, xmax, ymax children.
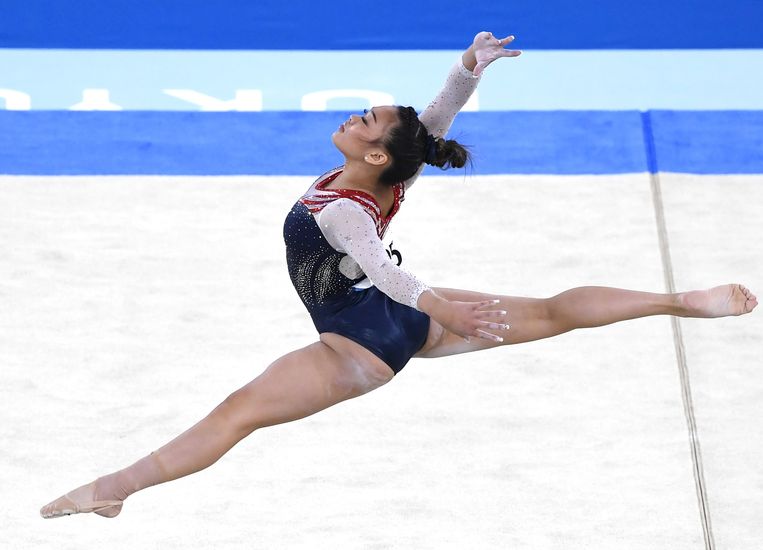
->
<box><xmin>416</xmin><ymin>284</ymin><xmax>758</xmax><ymax>358</ymax></box>
<box><xmin>40</xmin><ymin>335</ymin><xmax>394</xmax><ymax>519</ymax></box>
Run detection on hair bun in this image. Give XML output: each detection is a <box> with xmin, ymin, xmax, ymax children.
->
<box><xmin>429</xmin><ymin>138</ymin><xmax>470</xmax><ymax>169</ymax></box>
<box><xmin>378</xmin><ymin>106</ymin><xmax>471</xmax><ymax>185</ymax></box>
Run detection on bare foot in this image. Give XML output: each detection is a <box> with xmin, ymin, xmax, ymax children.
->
<box><xmin>40</xmin><ymin>479</ymin><xmax>123</xmax><ymax>519</ymax></box>
<box><xmin>680</xmin><ymin>284</ymin><xmax>758</xmax><ymax>318</ymax></box>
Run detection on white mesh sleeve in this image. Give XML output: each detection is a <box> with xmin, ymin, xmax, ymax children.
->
<box><xmin>317</xmin><ymin>198</ymin><xmax>430</xmax><ymax>310</ymax></box>
<box><xmin>403</xmin><ymin>61</ymin><xmax>481</xmax><ymax>189</ymax></box>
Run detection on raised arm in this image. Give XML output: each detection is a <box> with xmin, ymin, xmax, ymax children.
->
<box><xmin>416</xmin><ymin>60</ymin><xmax>480</xmax><ymax>141</ymax></box>
<box><xmin>403</xmin><ymin>32</ymin><xmax>521</xmax><ymax>188</ymax></box>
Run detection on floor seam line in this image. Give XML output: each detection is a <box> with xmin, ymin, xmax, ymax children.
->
<box><xmin>643</xmin><ymin>109</ymin><xmax>716</xmax><ymax>549</ymax></box>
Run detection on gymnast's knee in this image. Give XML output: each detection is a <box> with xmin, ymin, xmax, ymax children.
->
<box><xmin>536</xmin><ymin>296</ymin><xmax>555</xmax><ymax>321</ymax></box>
<box><xmin>216</xmin><ymin>387</ymin><xmax>268</xmax><ymax>434</ymax></box>
<box><xmin>539</xmin><ymin>294</ymin><xmax>576</xmax><ymax>332</ymax></box>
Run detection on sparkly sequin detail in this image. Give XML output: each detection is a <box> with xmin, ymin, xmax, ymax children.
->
<box><xmin>418</xmin><ymin>61</ymin><xmax>480</xmax><ymax>141</ymax></box>
<box><xmin>284</xmin><ymin>200</ymin><xmax>358</xmax><ymax>309</ymax></box>
<box><xmin>317</xmin><ymin>197</ymin><xmax>430</xmax><ymax>309</ymax></box>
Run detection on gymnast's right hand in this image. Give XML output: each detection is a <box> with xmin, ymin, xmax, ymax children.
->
<box><xmin>418</xmin><ymin>292</ymin><xmax>509</xmax><ymax>342</ymax></box>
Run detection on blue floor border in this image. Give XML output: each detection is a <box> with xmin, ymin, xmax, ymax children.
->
<box><xmin>2</xmin><ymin>110</ymin><xmax>762</xmax><ymax>175</ymax></box>
<box><xmin>640</xmin><ymin>111</ymin><xmax>659</xmax><ymax>175</ymax></box>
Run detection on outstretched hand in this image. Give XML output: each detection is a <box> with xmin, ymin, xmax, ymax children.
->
<box><xmin>472</xmin><ymin>31</ymin><xmax>522</xmax><ymax>77</ymax></box>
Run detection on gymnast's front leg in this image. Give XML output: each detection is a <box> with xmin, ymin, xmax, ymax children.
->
<box><xmin>415</xmin><ymin>284</ymin><xmax>758</xmax><ymax>358</ymax></box>
<box><xmin>40</xmin><ymin>336</ymin><xmax>394</xmax><ymax>519</ymax></box>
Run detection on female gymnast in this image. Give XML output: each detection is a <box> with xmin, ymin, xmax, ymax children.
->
<box><xmin>41</xmin><ymin>31</ymin><xmax>757</xmax><ymax>519</ymax></box>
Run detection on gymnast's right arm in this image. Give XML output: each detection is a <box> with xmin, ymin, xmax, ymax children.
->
<box><xmin>318</xmin><ymin>199</ymin><xmax>505</xmax><ymax>342</ymax></box>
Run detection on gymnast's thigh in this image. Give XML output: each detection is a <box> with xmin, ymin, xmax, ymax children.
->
<box><xmin>414</xmin><ymin>287</ymin><xmax>555</xmax><ymax>359</ymax></box>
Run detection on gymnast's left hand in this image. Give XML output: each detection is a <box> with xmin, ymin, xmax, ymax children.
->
<box><xmin>472</xmin><ymin>31</ymin><xmax>522</xmax><ymax>77</ymax></box>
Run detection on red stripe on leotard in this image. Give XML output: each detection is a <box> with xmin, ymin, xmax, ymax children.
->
<box><xmin>300</xmin><ymin>168</ymin><xmax>405</xmax><ymax>238</ymax></box>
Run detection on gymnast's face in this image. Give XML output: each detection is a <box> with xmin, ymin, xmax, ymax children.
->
<box><xmin>332</xmin><ymin>106</ymin><xmax>399</xmax><ymax>163</ymax></box>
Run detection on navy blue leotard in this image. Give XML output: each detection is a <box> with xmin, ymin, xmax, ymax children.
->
<box><xmin>283</xmin><ymin>170</ymin><xmax>430</xmax><ymax>374</ymax></box>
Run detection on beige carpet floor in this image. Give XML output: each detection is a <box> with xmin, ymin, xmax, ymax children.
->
<box><xmin>2</xmin><ymin>174</ymin><xmax>760</xmax><ymax>549</ymax></box>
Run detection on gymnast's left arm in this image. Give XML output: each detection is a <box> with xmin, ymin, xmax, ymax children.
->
<box><xmin>403</xmin><ymin>31</ymin><xmax>521</xmax><ymax>188</ymax></box>
<box><xmin>422</xmin><ymin>32</ymin><xmax>521</xmax><ymax>137</ymax></box>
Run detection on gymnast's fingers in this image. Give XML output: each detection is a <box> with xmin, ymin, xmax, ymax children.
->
<box><xmin>478</xmin><ymin>320</ymin><xmax>511</xmax><ymax>331</ymax></box>
<box><xmin>475</xmin><ymin>329</ymin><xmax>504</xmax><ymax>342</ymax></box>
<box><xmin>476</xmin><ymin>299</ymin><xmax>501</xmax><ymax>309</ymax></box>
<box><xmin>475</xmin><ymin>300</ymin><xmax>507</xmax><ymax>313</ymax></box>
<box><xmin>477</xmin><ymin>309</ymin><xmax>508</xmax><ymax>319</ymax></box>
<box><xmin>496</xmin><ymin>36</ymin><xmax>521</xmax><ymax>57</ymax></box>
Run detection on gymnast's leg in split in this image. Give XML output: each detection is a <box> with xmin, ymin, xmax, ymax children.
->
<box><xmin>40</xmin><ymin>282</ymin><xmax>756</xmax><ymax>518</ymax></box>
<box><xmin>40</xmin><ymin>334</ymin><xmax>395</xmax><ymax>518</ymax></box>
<box><xmin>415</xmin><ymin>283</ymin><xmax>758</xmax><ymax>358</ymax></box>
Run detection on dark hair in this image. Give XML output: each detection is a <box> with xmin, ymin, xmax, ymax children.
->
<box><xmin>378</xmin><ymin>106</ymin><xmax>471</xmax><ymax>186</ymax></box>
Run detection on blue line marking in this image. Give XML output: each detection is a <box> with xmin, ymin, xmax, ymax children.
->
<box><xmin>1</xmin><ymin>111</ymin><xmax>761</xmax><ymax>175</ymax></box>
<box><xmin>650</xmin><ymin>111</ymin><xmax>763</xmax><ymax>174</ymax></box>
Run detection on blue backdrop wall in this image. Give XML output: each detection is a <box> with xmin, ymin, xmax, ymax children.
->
<box><xmin>2</xmin><ymin>0</ymin><xmax>763</xmax><ymax>50</ymax></box>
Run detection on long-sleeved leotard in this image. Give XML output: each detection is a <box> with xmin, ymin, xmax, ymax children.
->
<box><xmin>302</xmin><ymin>63</ymin><xmax>479</xmax><ymax>308</ymax></box>
<box><xmin>283</xmin><ymin>60</ymin><xmax>480</xmax><ymax>373</ymax></box>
